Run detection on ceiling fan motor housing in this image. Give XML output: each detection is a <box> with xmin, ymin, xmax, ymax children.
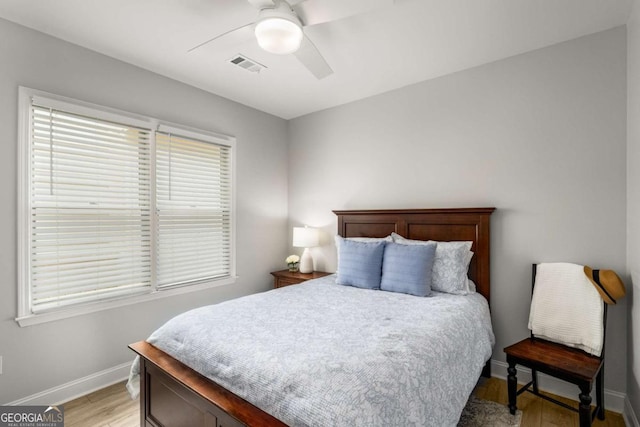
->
<box><xmin>254</xmin><ymin>2</ymin><xmax>303</xmax><ymax>54</ymax></box>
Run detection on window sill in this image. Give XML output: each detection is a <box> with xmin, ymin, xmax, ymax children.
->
<box><xmin>15</xmin><ymin>276</ymin><xmax>237</xmax><ymax>327</ymax></box>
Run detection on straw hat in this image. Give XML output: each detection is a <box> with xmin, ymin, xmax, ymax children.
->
<box><xmin>583</xmin><ymin>266</ymin><xmax>626</xmax><ymax>305</ymax></box>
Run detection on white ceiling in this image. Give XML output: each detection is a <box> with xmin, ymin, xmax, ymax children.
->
<box><xmin>0</xmin><ymin>0</ymin><xmax>633</xmax><ymax>119</ymax></box>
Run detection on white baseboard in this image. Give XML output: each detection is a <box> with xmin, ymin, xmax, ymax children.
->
<box><xmin>7</xmin><ymin>362</ymin><xmax>132</xmax><ymax>406</ymax></box>
<box><xmin>491</xmin><ymin>359</ymin><xmax>625</xmax><ymax>414</ymax></box>
<box><xmin>625</xmin><ymin>395</ymin><xmax>640</xmax><ymax>427</ymax></box>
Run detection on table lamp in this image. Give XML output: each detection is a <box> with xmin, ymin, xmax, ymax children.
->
<box><xmin>293</xmin><ymin>226</ymin><xmax>319</xmax><ymax>273</ymax></box>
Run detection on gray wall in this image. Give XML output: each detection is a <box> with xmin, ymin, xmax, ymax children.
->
<box><xmin>627</xmin><ymin>0</ymin><xmax>640</xmax><ymax>418</ymax></box>
<box><xmin>288</xmin><ymin>27</ymin><xmax>628</xmax><ymax>393</ymax></box>
<box><xmin>0</xmin><ymin>12</ymin><xmax>633</xmax><ymax>409</ymax></box>
<box><xmin>0</xmin><ymin>18</ymin><xmax>289</xmax><ymax>404</ymax></box>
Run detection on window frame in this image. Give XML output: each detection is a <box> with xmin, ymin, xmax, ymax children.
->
<box><xmin>17</xmin><ymin>87</ymin><xmax>236</xmax><ymax>327</ymax></box>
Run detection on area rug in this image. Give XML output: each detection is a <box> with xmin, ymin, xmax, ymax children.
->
<box><xmin>458</xmin><ymin>396</ymin><xmax>523</xmax><ymax>427</ymax></box>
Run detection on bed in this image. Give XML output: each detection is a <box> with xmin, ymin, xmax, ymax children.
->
<box><xmin>129</xmin><ymin>208</ymin><xmax>495</xmax><ymax>427</ymax></box>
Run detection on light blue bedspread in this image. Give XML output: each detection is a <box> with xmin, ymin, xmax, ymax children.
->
<box><xmin>128</xmin><ymin>275</ymin><xmax>494</xmax><ymax>426</ymax></box>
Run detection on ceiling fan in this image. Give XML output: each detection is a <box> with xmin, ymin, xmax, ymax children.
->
<box><xmin>189</xmin><ymin>0</ymin><xmax>395</xmax><ymax>80</ymax></box>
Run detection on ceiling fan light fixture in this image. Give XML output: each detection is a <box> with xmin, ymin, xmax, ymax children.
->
<box><xmin>255</xmin><ymin>16</ymin><xmax>303</xmax><ymax>55</ymax></box>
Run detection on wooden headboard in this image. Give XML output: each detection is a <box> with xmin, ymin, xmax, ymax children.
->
<box><xmin>334</xmin><ymin>208</ymin><xmax>495</xmax><ymax>305</ymax></box>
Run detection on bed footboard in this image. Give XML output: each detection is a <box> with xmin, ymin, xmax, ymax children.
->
<box><xmin>129</xmin><ymin>341</ymin><xmax>287</xmax><ymax>427</ymax></box>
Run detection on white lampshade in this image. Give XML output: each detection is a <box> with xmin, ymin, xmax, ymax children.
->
<box><xmin>255</xmin><ymin>17</ymin><xmax>303</xmax><ymax>55</ymax></box>
<box><xmin>293</xmin><ymin>227</ymin><xmax>319</xmax><ymax>248</ymax></box>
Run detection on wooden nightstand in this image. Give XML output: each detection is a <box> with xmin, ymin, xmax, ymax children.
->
<box><xmin>270</xmin><ymin>270</ymin><xmax>331</xmax><ymax>289</ymax></box>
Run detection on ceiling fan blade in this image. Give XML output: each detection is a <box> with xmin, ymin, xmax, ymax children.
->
<box><xmin>293</xmin><ymin>34</ymin><xmax>333</xmax><ymax>79</ymax></box>
<box><xmin>293</xmin><ymin>0</ymin><xmax>394</xmax><ymax>26</ymax></box>
<box><xmin>284</xmin><ymin>0</ymin><xmax>307</xmax><ymax>7</ymax></box>
<box><xmin>247</xmin><ymin>0</ymin><xmax>275</xmax><ymax>9</ymax></box>
<box><xmin>188</xmin><ymin>22</ymin><xmax>255</xmax><ymax>53</ymax></box>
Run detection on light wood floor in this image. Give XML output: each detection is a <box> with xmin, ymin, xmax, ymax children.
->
<box><xmin>473</xmin><ymin>377</ymin><xmax>626</xmax><ymax>427</ymax></box>
<box><xmin>63</xmin><ymin>377</ymin><xmax>626</xmax><ymax>426</ymax></box>
<box><xmin>63</xmin><ymin>381</ymin><xmax>138</xmax><ymax>427</ymax></box>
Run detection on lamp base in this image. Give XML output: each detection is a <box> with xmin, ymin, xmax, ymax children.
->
<box><xmin>299</xmin><ymin>248</ymin><xmax>313</xmax><ymax>273</ymax></box>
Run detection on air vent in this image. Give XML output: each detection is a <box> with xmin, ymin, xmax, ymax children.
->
<box><xmin>229</xmin><ymin>55</ymin><xmax>266</xmax><ymax>73</ymax></box>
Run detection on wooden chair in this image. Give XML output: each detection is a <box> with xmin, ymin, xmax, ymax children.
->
<box><xmin>503</xmin><ymin>264</ymin><xmax>608</xmax><ymax>427</ymax></box>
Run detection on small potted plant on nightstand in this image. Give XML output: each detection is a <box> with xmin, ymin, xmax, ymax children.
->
<box><xmin>286</xmin><ymin>255</ymin><xmax>300</xmax><ymax>272</ymax></box>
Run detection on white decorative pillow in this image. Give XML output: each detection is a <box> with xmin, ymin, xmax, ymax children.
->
<box><xmin>461</xmin><ymin>252</ymin><xmax>476</xmax><ymax>294</ymax></box>
<box><xmin>465</xmin><ymin>278</ymin><xmax>477</xmax><ymax>294</ymax></box>
<box><xmin>391</xmin><ymin>233</ymin><xmax>473</xmax><ymax>294</ymax></box>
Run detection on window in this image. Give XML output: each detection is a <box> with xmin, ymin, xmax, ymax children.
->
<box><xmin>17</xmin><ymin>87</ymin><xmax>235</xmax><ymax>325</ymax></box>
<box><xmin>155</xmin><ymin>130</ymin><xmax>233</xmax><ymax>287</ymax></box>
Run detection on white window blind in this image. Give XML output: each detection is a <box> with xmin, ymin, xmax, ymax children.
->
<box><xmin>156</xmin><ymin>130</ymin><xmax>233</xmax><ymax>287</ymax></box>
<box><xmin>19</xmin><ymin>88</ymin><xmax>235</xmax><ymax>320</ymax></box>
<box><xmin>29</xmin><ymin>103</ymin><xmax>152</xmax><ymax>313</ymax></box>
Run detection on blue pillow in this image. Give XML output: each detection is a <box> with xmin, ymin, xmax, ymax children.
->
<box><xmin>336</xmin><ymin>237</ymin><xmax>386</xmax><ymax>289</ymax></box>
<box><xmin>380</xmin><ymin>242</ymin><xmax>436</xmax><ymax>297</ymax></box>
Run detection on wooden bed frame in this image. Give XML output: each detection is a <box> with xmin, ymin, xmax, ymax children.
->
<box><xmin>130</xmin><ymin>207</ymin><xmax>495</xmax><ymax>427</ymax></box>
